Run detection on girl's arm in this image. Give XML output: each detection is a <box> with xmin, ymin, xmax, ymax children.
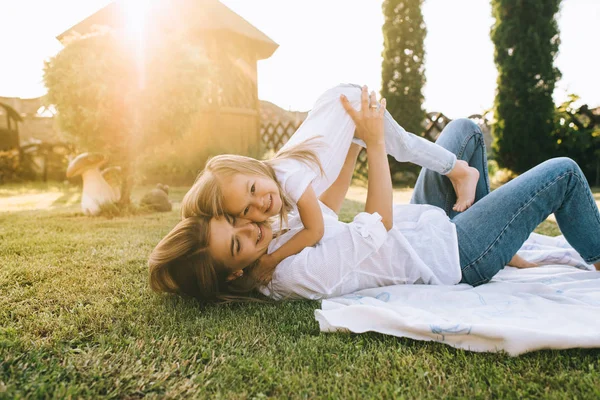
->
<box><xmin>319</xmin><ymin>143</ymin><xmax>361</xmax><ymax>214</ymax></box>
<box><xmin>265</xmin><ymin>186</ymin><xmax>324</xmax><ymax>266</ymax></box>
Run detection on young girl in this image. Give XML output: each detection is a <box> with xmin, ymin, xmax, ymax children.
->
<box><xmin>181</xmin><ymin>84</ymin><xmax>480</xmax><ymax>276</ymax></box>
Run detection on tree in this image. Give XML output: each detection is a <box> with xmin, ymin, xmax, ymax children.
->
<box><xmin>381</xmin><ymin>0</ymin><xmax>426</xmax><ymax>136</ymax></box>
<box><xmin>44</xmin><ymin>29</ymin><xmax>211</xmax><ymax>206</ymax></box>
<box><xmin>490</xmin><ymin>0</ymin><xmax>561</xmax><ymax>173</ymax></box>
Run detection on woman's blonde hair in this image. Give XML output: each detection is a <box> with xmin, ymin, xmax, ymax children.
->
<box><xmin>148</xmin><ymin>217</ymin><xmax>263</xmax><ymax>303</ymax></box>
<box><xmin>181</xmin><ymin>138</ymin><xmax>324</xmax><ymax>225</ymax></box>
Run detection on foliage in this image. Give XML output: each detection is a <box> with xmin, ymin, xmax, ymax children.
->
<box><xmin>488</xmin><ymin>159</ymin><xmax>519</xmax><ymax>187</ymax></box>
<box><xmin>137</xmin><ymin>131</ymin><xmax>232</xmax><ymax>186</ymax></box>
<box><xmin>44</xmin><ymin>28</ymin><xmax>211</xmax><ymax>204</ymax></box>
<box><xmin>490</xmin><ymin>0</ymin><xmax>561</xmax><ymax>173</ymax></box>
<box><xmin>2</xmin><ymin>183</ymin><xmax>600</xmax><ymax>397</ymax></box>
<box><xmin>552</xmin><ymin>96</ymin><xmax>600</xmax><ymax>186</ymax></box>
<box><xmin>0</xmin><ymin>150</ymin><xmax>22</xmax><ymax>184</ymax></box>
<box><xmin>381</xmin><ymin>0</ymin><xmax>426</xmax><ymax>136</ymax></box>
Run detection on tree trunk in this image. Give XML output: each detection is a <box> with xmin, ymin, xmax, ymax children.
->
<box><xmin>118</xmin><ymin>157</ymin><xmax>133</xmax><ymax>207</ymax></box>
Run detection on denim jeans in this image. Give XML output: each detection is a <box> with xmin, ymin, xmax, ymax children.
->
<box><xmin>411</xmin><ymin>119</ymin><xmax>600</xmax><ymax>286</ymax></box>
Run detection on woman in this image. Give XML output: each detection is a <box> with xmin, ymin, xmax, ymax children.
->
<box><xmin>148</xmin><ymin>87</ymin><xmax>600</xmax><ymax>302</ymax></box>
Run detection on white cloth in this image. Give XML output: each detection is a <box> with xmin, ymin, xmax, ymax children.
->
<box><xmin>273</xmin><ymin>84</ymin><xmax>456</xmax><ymax>205</ymax></box>
<box><xmin>259</xmin><ymin>203</ymin><xmax>461</xmax><ymax>300</ymax></box>
<box><xmin>315</xmin><ymin>233</ymin><xmax>600</xmax><ymax>356</ymax></box>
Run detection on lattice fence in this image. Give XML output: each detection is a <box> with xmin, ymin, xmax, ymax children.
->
<box><xmin>260</xmin><ymin>121</ymin><xmax>299</xmax><ymax>152</ymax></box>
<box><xmin>261</xmin><ymin>113</ymin><xmax>490</xmax><ymax>182</ymax></box>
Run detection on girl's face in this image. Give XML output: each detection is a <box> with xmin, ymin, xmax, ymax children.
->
<box><xmin>219</xmin><ymin>173</ymin><xmax>282</xmax><ymax>222</ymax></box>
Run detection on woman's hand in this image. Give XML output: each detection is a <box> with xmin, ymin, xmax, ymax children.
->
<box><xmin>340</xmin><ymin>85</ymin><xmax>386</xmax><ymax>147</ymax></box>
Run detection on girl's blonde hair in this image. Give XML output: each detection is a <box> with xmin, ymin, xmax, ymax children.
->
<box><xmin>181</xmin><ymin>138</ymin><xmax>324</xmax><ymax>225</ymax></box>
<box><xmin>148</xmin><ymin>217</ymin><xmax>264</xmax><ymax>303</ymax></box>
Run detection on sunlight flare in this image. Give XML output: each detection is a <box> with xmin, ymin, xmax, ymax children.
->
<box><xmin>123</xmin><ymin>0</ymin><xmax>153</xmax><ymax>90</ymax></box>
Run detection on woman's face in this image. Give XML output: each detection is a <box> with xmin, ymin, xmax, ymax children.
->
<box><xmin>208</xmin><ymin>215</ymin><xmax>272</xmax><ymax>274</ymax></box>
<box><xmin>219</xmin><ymin>173</ymin><xmax>282</xmax><ymax>222</ymax></box>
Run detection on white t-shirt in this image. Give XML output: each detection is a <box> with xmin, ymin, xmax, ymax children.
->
<box><xmin>259</xmin><ymin>203</ymin><xmax>462</xmax><ymax>300</ymax></box>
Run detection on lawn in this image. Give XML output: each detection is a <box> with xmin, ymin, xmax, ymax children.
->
<box><xmin>1</xmin><ymin>182</ymin><xmax>599</xmax><ymax>398</ymax></box>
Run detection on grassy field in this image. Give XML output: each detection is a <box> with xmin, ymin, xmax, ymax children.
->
<box><xmin>1</xmin><ymin>182</ymin><xmax>599</xmax><ymax>399</ymax></box>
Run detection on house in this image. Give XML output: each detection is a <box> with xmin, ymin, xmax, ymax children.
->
<box><xmin>0</xmin><ymin>96</ymin><xmax>58</xmax><ymax>145</ymax></box>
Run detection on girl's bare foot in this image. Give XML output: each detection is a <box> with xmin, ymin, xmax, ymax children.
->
<box><xmin>594</xmin><ymin>261</ymin><xmax>600</xmax><ymax>271</ymax></box>
<box><xmin>446</xmin><ymin>160</ymin><xmax>480</xmax><ymax>212</ymax></box>
<box><xmin>508</xmin><ymin>254</ymin><xmax>538</xmax><ymax>269</ymax></box>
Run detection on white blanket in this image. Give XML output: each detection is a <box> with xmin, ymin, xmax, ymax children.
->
<box><xmin>315</xmin><ymin>233</ymin><xmax>600</xmax><ymax>355</ymax></box>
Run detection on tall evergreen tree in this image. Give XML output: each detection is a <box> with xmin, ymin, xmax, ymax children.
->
<box><xmin>491</xmin><ymin>0</ymin><xmax>561</xmax><ymax>173</ymax></box>
<box><xmin>381</xmin><ymin>0</ymin><xmax>426</xmax><ymax>136</ymax></box>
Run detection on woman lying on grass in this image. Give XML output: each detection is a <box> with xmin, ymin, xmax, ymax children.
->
<box><xmin>148</xmin><ymin>86</ymin><xmax>600</xmax><ymax>302</ymax></box>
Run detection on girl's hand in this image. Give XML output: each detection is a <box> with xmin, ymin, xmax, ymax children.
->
<box><xmin>340</xmin><ymin>85</ymin><xmax>386</xmax><ymax>147</ymax></box>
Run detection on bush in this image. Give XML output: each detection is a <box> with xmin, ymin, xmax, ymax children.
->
<box><xmin>552</xmin><ymin>97</ymin><xmax>600</xmax><ymax>186</ymax></box>
<box><xmin>136</xmin><ymin>130</ymin><xmax>233</xmax><ymax>186</ymax></box>
<box><xmin>488</xmin><ymin>159</ymin><xmax>519</xmax><ymax>186</ymax></box>
<box><xmin>0</xmin><ymin>150</ymin><xmax>22</xmax><ymax>184</ymax></box>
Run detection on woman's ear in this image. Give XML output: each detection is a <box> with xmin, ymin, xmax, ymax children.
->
<box><xmin>226</xmin><ymin>269</ymin><xmax>244</xmax><ymax>282</ymax></box>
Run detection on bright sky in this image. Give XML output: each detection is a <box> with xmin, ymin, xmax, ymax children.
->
<box><xmin>1</xmin><ymin>0</ymin><xmax>598</xmax><ymax>118</ymax></box>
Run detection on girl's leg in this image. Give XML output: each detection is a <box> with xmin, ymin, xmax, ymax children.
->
<box><xmin>381</xmin><ymin>110</ymin><xmax>456</xmax><ymax>175</ymax></box>
<box><xmin>454</xmin><ymin>157</ymin><xmax>600</xmax><ymax>285</ymax></box>
<box><xmin>344</xmin><ymin>83</ymin><xmax>458</xmax><ymax>175</ymax></box>
<box><xmin>411</xmin><ymin>119</ymin><xmax>490</xmax><ymax>219</ymax></box>
<box><xmin>289</xmin><ymin>84</ymin><xmax>477</xmax><ymax>204</ymax></box>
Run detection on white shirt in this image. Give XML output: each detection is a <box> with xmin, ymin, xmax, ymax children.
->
<box><xmin>259</xmin><ymin>203</ymin><xmax>462</xmax><ymax>300</ymax></box>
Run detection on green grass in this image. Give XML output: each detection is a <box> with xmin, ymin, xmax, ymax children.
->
<box><xmin>1</xmin><ymin>182</ymin><xmax>599</xmax><ymax>399</ymax></box>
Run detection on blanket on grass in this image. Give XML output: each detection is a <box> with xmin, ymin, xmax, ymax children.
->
<box><xmin>315</xmin><ymin>233</ymin><xmax>600</xmax><ymax>356</ymax></box>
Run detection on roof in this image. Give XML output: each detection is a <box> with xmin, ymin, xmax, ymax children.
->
<box><xmin>56</xmin><ymin>0</ymin><xmax>279</xmax><ymax>60</ymax></box>
<box><xmin>0</xmin><ymin>102</ymin><xmax>23</xmax><ymax>123</ymax></box>
<box><xmin>0</xmin><ymin>96</ymin><xmax>45</xmax><ymax>116</ymax></box>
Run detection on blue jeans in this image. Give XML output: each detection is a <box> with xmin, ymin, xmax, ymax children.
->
<box><xmin>411</xmin><ymin>119</ymin><xmax>600</xmax><ymax>286</ymax></box>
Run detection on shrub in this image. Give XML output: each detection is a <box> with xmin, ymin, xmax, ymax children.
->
<box><xmin>552</xmin><ymin>96</ymin><xmax>600</xmax><ymax>186</ymax></box>
<box><xmin>0</xmin><ymin>150</ymin><xmax>21</xmax><ymax>184</ymax></box>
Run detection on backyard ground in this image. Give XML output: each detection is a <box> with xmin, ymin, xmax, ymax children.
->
<box><xmin>1</xmin><ymin>182</ymin><xmax>599</xmax><ymax>398</ymax></box>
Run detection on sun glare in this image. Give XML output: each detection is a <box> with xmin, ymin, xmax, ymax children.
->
<box><xmin>123</xmin><ymin>0</ymin><xmax>153</xmax><ymax>89</ymax></box>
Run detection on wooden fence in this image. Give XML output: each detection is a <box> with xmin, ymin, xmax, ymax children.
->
<box><xmin>261</xmin><ymin>113</ymin><xmax>491</xmax><ymax>181</ymax></box>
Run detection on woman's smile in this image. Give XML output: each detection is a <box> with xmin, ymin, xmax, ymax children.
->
<box><xmin>257</xmin><ymin>223</ymin><xmax>263</xmax><ymax>244</ymax></box>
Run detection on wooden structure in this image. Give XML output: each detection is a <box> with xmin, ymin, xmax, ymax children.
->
<box><xmin>56</xmin><ymin>0</ymin><xmax>278</xmax><ymax>155</ymax></box>
<box><xmin>0</xmin><ymin>96</ymin><xmax>59</xmax><ymax>144</ymax></box>
<box><xmin>0</xmin><ymin>102</ymin><xmax>22</xmax><ymax>151</ymax></box>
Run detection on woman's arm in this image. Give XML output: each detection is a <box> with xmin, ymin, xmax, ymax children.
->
<box><xmin>340</xmin><ymin>86</ymin><xmax>393</xmax><ymax>230</ymax></box>
<box><xmin>364</xmin><ymin>142</ymin><xmax>393</xmax><ymax>231</ymax></box>
<box><xmin>319</xmin><ymin>143</ymin><xmax>362</xmax><ymax>214</ymax></box>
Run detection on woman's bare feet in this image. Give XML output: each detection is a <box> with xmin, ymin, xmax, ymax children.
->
<box><xmin>508</xmin><ymin>254</ymin><xmax>538</xmax><ymax>269</ymax></box>
<box><xmin>445</xmin><ymin>160</ymin><xmax>480</xmax><ymax>212</ymax></box>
